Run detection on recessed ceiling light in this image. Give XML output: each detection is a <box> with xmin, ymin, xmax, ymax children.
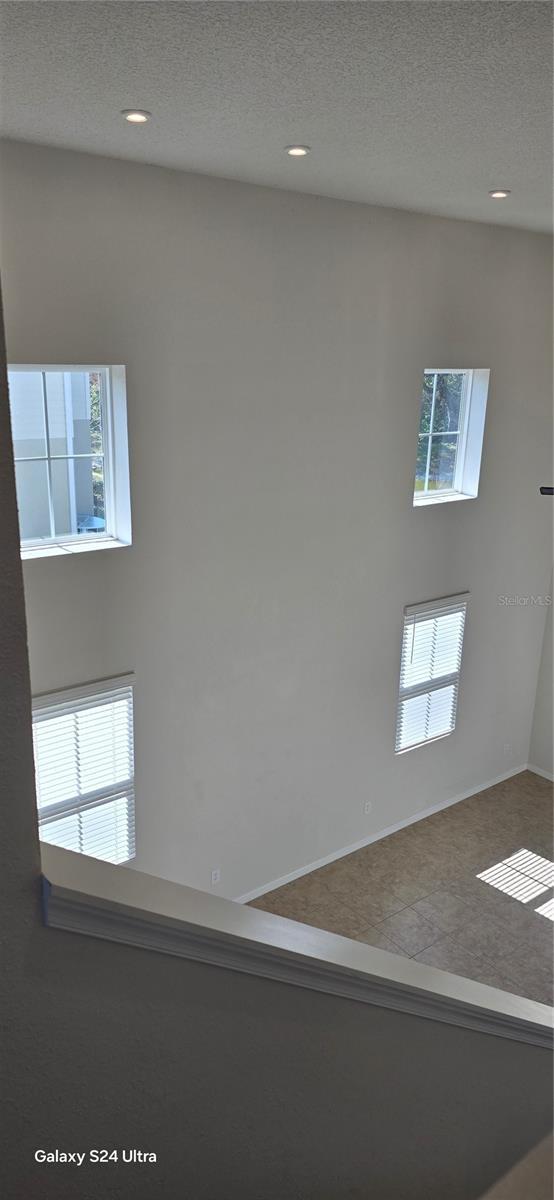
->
<box><xmin>121</xmin><ymin>109</ymin><xmax>151</xmax><ymax>124</ymax></box>
<box><xmin>489</xmin><ymin>189</ymin><xmax>510</xmax><ymax>199</ymax></box>
<box><xmin>285</xmin><ymin>145</ymin><xmax>310</xmax><ymax>158</ymax></box>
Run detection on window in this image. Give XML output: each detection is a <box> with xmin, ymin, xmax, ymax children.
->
<box><xmin>395</xmin><ymin>594</ymin><xmax>468</xmax><ymax>753</ymax></box>
<box><xmin>32</xmin><ymin>676</ymin><xmax>135</xmax><ymax>864</ymax></box>
<box><xmin>8</xmin><ymin>365</ymin><xmax>131</xmax><ymax>557</ymax></box>
<box><xmin>413</xmin><ymin>369</ymin><xmax>489</xmax><ymax>505</ymax></box>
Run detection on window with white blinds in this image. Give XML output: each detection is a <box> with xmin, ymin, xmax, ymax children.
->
<box><xmin>395</xmin><ymin>595</ymin><xmax>468</xmax><ymax>753</ymax></box>
<box><xmin>32</xmin><ymin>676</ymin><xmax>135</xmax><ymax>864</ymax></box>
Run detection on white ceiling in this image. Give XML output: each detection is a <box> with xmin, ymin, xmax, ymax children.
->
<box><xmin>1</xmin><ymin>1</ymin><xmax>552</xmax><ymax>232</ymax></box>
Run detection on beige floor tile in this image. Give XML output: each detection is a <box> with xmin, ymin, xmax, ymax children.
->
<box><xmin>356</xmin><ymin>854</ymin><xmax>447</xmax><ymax>904</ymax></box>
<box><xmin>355</xmin><ymin>926</ymin><xmax>410</xmax><ymax>956</ymax></box>
<box><xmin>319</xmin><ymin>855</ymin><xmax>367</xmax><ymax>885</ymax></box>
<box><xmin>516</xmin><ymin>978</ymin><xmax>553</xmax><ymax>1007</ymax></box>
<box><xmin>411</xmin><ymin>889</ymin><xmax>481</xmax><ymax>934</ymax></box>
<box><xmin>449</xmin><ymin>876</ymin><xmax>554</xmax><ymax>957</ymax></box>
<box><xmin>324</xmin><ymin>873</ymin><xmax>407</xmax><ymax>921</ymax></box>
<box><xmin>448</xmin><ymin>873</ymin><xmax>521</xmax><ymax>914</ymax></box>
<box><xmin>343</xmin><ymin>889</ymin><xmax>409</xmax><ymax>925</ymax></box>
<box><xmin>321</xmin><ymin>859</ymin><xmax>381</xmax><ymax>895</ymax></box>
<box><xmin>482</xmin><ymin>899</ymin><xmax>553</xmax><ymax>947</ymax></box>
<box><xmin>414</xmin><ymin>935</ymin><xmax>498</xmax><ymax>983</ymax></box>
<box><xmin>248</xmin><ymin>773</ymin><xmax>553</xmax><ymax>1003</ymax></box>
<box><xmin>494</xmin><ymin>941</ymin><xmax>554</xmax><ymax>995</ymax></box>
<box><xmin>413</xmin><ymin>937</ymin><xmax>535</xmax><ymax>1003</ymax></box>
<box><xmin>468</xmin><ymin>961</ymin><xmax>532</xmax><ymax>999</ymax></box>
<box><xmin>454</xmin><ymin>914</ymin><xmax>523</xmax><ymax>962</ymax></box>
<box><xmin>272</xmin><ymin>871</ymin><xmax>333</xmax><ymax>905</ymax></box>
<box><xmin>270</xmin><ymin>894</ymin><xmax>368</xmax><ymax>939</ymax></box>
<box><xmin>387</xmin><ymin>876</ymin><xmax>438</xmax><ymax>903</ymax></box>
<box><xmin>496</xmin><ymin>965</ymin><xmax>553</xmax><ymax>1007</ymax></box>
<box><xmin>375</xmin><ymin>907</ymin><xmax>443</xmax><ymax>956</ymax></box>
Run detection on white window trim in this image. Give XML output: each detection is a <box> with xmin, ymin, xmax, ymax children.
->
<box><xmin>9</xmin><ymin>364</ymin><xmax>132</xmax><ymax>559</ymax></box>
<box><xmin>395</xmin><ymin>593</ymin><xmax>469</xmax><ymax>754</ymax></box>
<box><xmin>32</xmin><ymin>672</ymin><xmax>135</xmax><ymax>716</ymax></box>
<box><xmin>413</xmin><ymin>369</ymin><xmax>489</xmax><ymax>506</ymax></box>
<box><xmin>32</xmin><ymin>673</ymin><xmax>136</xmax><ymax>863</ymax></box>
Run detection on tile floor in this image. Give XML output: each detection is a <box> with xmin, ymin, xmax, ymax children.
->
<box><xmin>249</xmin><ymin>770</ymin><xmax>554</xmax><ymax>1006</ymax></box>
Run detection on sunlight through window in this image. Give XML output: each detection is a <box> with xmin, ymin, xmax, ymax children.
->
<box><xmin>535</xmin><ymin>898</ymin><xmax>554</xmax><ymax>922</ymax></box>
<box><xmin>501</xmin><ymin>849</ymin><xmax>554</xmax><ymax>888</ymax></box>
<box><xmin>477</xmin><ymin>848</ymin><xmax>554</xmax><ymax>908</ymax></box>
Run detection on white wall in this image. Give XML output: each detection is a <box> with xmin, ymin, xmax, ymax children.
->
<box><xmin>4</xmin><ymin>306</ymin><xmax>550</xmax><ymax>1200</ymax></box>
<box><xmin>529</xmin><ymin>583</ymin><xmax>553</xmax><ymax>778</ymax></box>
<box><xmin>0</xmin><ymin>139</ymin><xmax>552</xmax><ymax>900</ymax></box>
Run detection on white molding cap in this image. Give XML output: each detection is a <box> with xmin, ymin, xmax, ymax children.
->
<box><xmin>41</xmin><ymin>845</ymin><xmax>553</xmax><ymax>1050</ymax></box>
<box><xmin>22</xmin><ymin>537</ymin><xmax>130</xmax><ymax>560</ymax></box>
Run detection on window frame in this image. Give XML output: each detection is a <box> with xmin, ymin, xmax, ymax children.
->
<box><xmin>8</xmin><ymin>364</ymin><xmax>132</xmax><ymax>558</ymax></box>
<box><xmin>394</xmin><ymin>593</ymin><xmax>469</xmax><ymax>754</ymax></box>
<box><xmin>413</xmin><ymin>369</ymin><xmax>490</xmax><ymax>506</ymax></box>
<box><xmin>32</xmin><ymin>674</ymin><xmax>136</xmax><ymax>863</ymax></box>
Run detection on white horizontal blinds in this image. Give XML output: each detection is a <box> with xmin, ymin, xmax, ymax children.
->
<box><xmin>395</xmin><ymin>596</ymin><xmax>468</xmax><ymax>752</ymax></box>
<box><xmin>397</xmin><ymin>683</ymin><xmax>458</xmax><ymax>753</ymax></box>
<box><xmin>32</xmin><ymin>679</ymin><xmax>135</xmax><ymax>864</ymax></box>
<box><xmin>39</xmin><ymin>797</ymin><xmax>135</xmax><ymax>865</ymax></box>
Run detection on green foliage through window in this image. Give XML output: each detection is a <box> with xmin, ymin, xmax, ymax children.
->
<box><xmin>415</xmin><ymin>371</ymin><xmax>466</xmax><ymax>494</ymax></box>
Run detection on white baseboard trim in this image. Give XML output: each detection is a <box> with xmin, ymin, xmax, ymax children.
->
<box><xmin>235</xmin><ymin>764</ymin><xmax>529</xmax><ymax>904</ymax></box>
<box><xmin>526</xmin><ymin>763</ymin><xmax>554</xmax><ymax>783</ymax></box>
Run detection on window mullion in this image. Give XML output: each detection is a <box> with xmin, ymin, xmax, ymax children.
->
<box><xmin>41</xmin><ymin>371</ymin><xmax>56</xmax><ymax>538</ymax></box>
<box><xmin>424</xmin><ymin>372</ymin><xmax>438</xmax><ymax>492</ymax></box>
<box><xmin>399</xmin><ymin>670</ymin><xmax>459</xmax><ymax>701</ymax></box>
<box><xmin>63</xmin><ymin>372</ymin><xmax>78</xmax><ymax>533</ymax></box>
<box><xmin>37</xmin><ymin>779</ymin><xmax>135</xmax><ymax>823</ymax></box>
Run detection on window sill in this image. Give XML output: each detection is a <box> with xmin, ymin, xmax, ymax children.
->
<box><xmin>40</xmin><ymin>843</ymin><xmax>553</xmax><ymax>1049</ymax></box>
<box><xmin>21</xmin><ymin>537</ymin><xmax>131</xmax><ymax>560</ymax></box>
<box><xmin>413</xmin><ymin>492</ymin><xmax>477</xmax><ymax>507</ymax></box>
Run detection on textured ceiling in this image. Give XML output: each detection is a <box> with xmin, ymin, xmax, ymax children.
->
<box><xmin>0</xmin><ymin>1</ymin><xmax>552</xmax><ymax>232</ymax></box>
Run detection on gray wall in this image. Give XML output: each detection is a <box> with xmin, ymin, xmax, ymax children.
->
<box><xmin>0</xmin><ymin>138</ymin><xmax>552</xmax><ymax>900</ymax></box>
<box><xmin>1</xmin><ymin>297</ymin><xmax>553</xmax><ymax>1198</ymax></box>
<box><xmin>530</xmin><ymin>587</ymin><xmax>553</xmax><ymax>777</ymax></box>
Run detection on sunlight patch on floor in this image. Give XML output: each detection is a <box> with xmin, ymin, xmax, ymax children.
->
<box><xmin>477</xmin><ymin>849</ymin><xmax>554</xmax><ymax>916</ymax></box>
<box><xmin>535</xmin><ymin>897</ymin><xmax>554</xmax><ymax>922</ymax></box>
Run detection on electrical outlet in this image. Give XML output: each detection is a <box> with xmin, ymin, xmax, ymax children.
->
<box><xmin>211</xmin><ymin>868</ymin><xmax>221</xmax><ymax>886</ymax></box>
<box><xmin>364</xmin><ymin>800</ymin><xmax>372</xmax><ymax>816</ymax></box>
<box><xmin>503</xmin><ymin>742</ymin><xmax>513</xmax><ymax>757</ymax></box>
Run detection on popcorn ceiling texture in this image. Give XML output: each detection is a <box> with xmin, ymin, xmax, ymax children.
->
<box><xmin>0</xmin><ymin>0</ymin><xmax>551</xmax><ymax>231</ymax></box>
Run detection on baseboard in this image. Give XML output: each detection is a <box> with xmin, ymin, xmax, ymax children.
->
<box><xmin>526</xmin><ymin>762</ymin><xmax>554</xmax><ymax>782</ymax></box>
<box><xmin>235</xmin><ymin>764</ymin><xmax>529</xmax><ymax>904</ymax></box>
